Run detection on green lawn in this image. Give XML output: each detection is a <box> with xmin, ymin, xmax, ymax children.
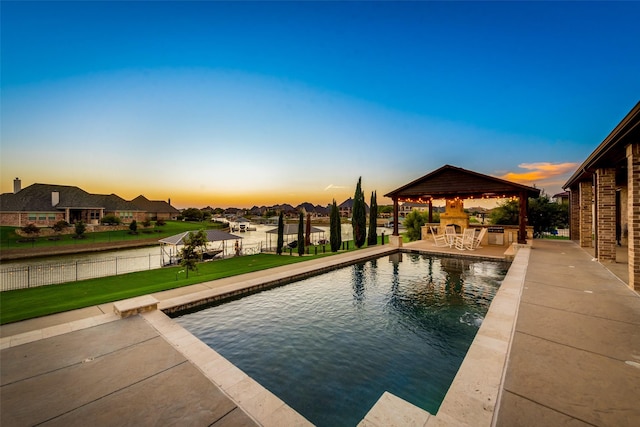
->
<box><xmin>0</xmin><ymin>236</ymin><xmax>396</xmax><ymax>325</ymax></box>
<box><xmin>0</xmin><ymin>220</ymin><xmax>225</xmax><ymax>251</ymax></box>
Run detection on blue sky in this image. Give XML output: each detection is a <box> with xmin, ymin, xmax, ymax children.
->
<box><xmin>2</xmin><ymin>1</ymin><xmax>639</xmax><ymax>208</ymax></box>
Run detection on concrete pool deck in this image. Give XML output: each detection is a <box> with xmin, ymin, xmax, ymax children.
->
<box><xmin>1</xmin><ymin>240</ymin><xmax>639</xmax><ymax>426</ymax></box>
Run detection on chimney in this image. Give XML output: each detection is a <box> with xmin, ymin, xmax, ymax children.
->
<box><xmin>13</xmin><ymin>177</ymin><xmax>21</xmax><ymax>193</ymax></box>
<box><xmin>52</xmin><ymin>191</ymin><xmax>59</xmax><ymax>207</ymax></box>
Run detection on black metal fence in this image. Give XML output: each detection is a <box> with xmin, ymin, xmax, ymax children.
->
<box><xmin>1</xmin><ymin>254</ymin><xmax>163</xmax><ymax>291</ymax></box>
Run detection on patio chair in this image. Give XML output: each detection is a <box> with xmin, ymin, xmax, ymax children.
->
<box><xmin>430</xmin><ymin>226</ymin><xmax>449</xmax><ymax>247</ymax></box>
<box><xmin>444</xmin><ymin>226</ymin><xmax>457</xmax><ymax>247</ymax></box>
<box><xmin>469</xmin><ymin>228</ymin><xmax>487</xmax><ymax>250</ymax></box>
<box><xmin>455</xmin><ymin>228</ymin><xmax>476</xmax><ymax>250</ymax></box>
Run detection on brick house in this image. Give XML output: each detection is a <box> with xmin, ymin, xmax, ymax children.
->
<box><xmin>130</xmin><ymin>195</ymin><xmax>180</xmax><ymax>221</ymax></box>
<box><xmin>0</xmin><ymin>180</ymin><xmax>172</xmax><ymax>227</ymax></box>
<box><xmin>563</xmin><ymin>101</ymin><xmax>639</xmax><ymax>291</ymax></box>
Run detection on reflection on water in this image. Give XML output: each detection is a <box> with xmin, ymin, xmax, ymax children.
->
<box><xmin>175</xmin><ymin>252</ymin><xmax>510</xmax><ymax>427</ymax></box>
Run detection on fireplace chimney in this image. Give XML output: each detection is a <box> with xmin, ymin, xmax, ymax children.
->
<box><xmin>13</xmin><ymin>177</ymin><xmax>21</xmax><ymax>193</ymax></box>
<box><xmin>52</xmin><ymin>191</ymin><xmax>60</xmax><ymax>207</ymax></box>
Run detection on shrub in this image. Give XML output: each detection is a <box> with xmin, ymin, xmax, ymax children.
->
<box><xmin>21</xmin><ymin>223</ymin><xmax>40</xmax><ymax>237</ymax></box>
<box><xmin>129</xmin><ymin>220</ymin><xmax>138</xmax><ymax>234</ymax></box>
<box><xmin>156</xmin><ymin>219</ymin><xmax>166</xmax><ymax>227</ymax></box>
<box><xmin>141</xmin><ymin>219</ymin><xmax>152</xmax><ymax>228</ymax></box>
<box><xmin>404</xmin><ymin>210</ymin><xmax>427</xmax><ymax>241</ymax></box>
<box><xmin>74</xmin><ymin>221</ymin><xmax>86</xmax><ymax>238</ymax></box>
<box><xmin>52</xmin><ymin>220</ymin><xmax>69</xmax><ymax>233</ymax></box>
<box><xmin>101</xmin><ymin>215</ymin><xmax>121</xmax><ymax>225</ymax></box>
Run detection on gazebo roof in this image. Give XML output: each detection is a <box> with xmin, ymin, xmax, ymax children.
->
<box><xmin>384</xmin><ymin>164</ymin><xmax>540</xmax><ymax>201</ymax></box>
<box><xmin>159</xmin><ymin>229</ymin><xmax>241</xmax><ymax>245</ymax></box>
<box><xmin>266</xmin><ymin>224</ymin><xmax>325</xmax><ymax>235</ymax></box>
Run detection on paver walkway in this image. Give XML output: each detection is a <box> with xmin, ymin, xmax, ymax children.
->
<box><xmin>495</xmin><ymin>239</ymin><xmax>640</xmax><ymax>426</ymax></box>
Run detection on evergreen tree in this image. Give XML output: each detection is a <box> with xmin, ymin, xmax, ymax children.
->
<box><xmin>297</xmin><ymin>211</ymin><xmax>305</xmax><ymax>256</ymax></box>
<box><xmin>330</xmin><ymin>199</ymin><xmax>342</xmax><ymax>252</ymax></box>
<box><xmin>352</xmin><ymin>177</ymin><xmax>367</xmax><ymax>248</ymax></box>
<box><xmin>367</xmin><ymin>191</ymin><xmax>378</xmax><ymax>246</ymax></box>
<box><xmin>276</xmin><ymin>211</ymin><xmax>284</xmax><ymax>255</ymax></box>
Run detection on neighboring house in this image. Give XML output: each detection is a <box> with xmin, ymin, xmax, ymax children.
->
<box><xmin>337</xmin><ymin>198</ymin><xmax>370</xmax><ymax>218</ymax></box>
<box><xmin>399</xmin><ymin>202</ymin><xmax>430</xmax><ymax>216</ymax></box>
<box><xmin>551</xmin><ymin>191</ymin><xmax>570</xmax><ymax>204</ymax></box>
<box><xmin>0</xmin><ymin>179</ymin><xmax>175</xmax><ymax>227</ymax></box>
<box><xmin>131</xmin><ymin>195</ymin><xmax>180</xmax><ymax>221</ymax></box>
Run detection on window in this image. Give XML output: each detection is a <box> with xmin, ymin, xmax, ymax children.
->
<box><xmin>49</xmin><ymin>214</ymin><xmax>56</xmax><ymax>220</ymax></box>
<box><xmin>38</xmin><ymin>214</ymin><xmax>47</xmax><ymax>221</ymax></box>
<box><xmin>28</xmin><ymin>213</ymin><xmax>37</xmax><ymax>221</ymax></box>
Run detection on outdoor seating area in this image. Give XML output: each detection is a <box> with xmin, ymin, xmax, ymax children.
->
<box><xmin>429</xmin><ymin>225</ymin><xmax>487</xmax><ymax>251</ymax></box>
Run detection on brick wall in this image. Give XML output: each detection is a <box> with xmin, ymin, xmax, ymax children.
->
<box><xmin>579</xmin><ymin>181</ymin><xmax>593</xmax><ymax>248</ymax></box>
<box><xmin>596</xmin><ymin>167</ymin><xmax>616</xmax><ymax>261</ymax></box>
<box><xmin>570</xmin><ymin>188</ymin><xmax>580</xmax><ymax>241</ymax></box>
<box><xmin>0</xmin><ymin>212</ymin><xmax>65</xmax><ymax>227</ymax></box>
<box><xmin>627</xmin><ymin>143</ymin><xmax>640</xmax><ymax>290</ymax></box>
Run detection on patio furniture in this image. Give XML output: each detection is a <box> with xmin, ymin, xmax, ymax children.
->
<box><xmin>430</xmin><ymin>226</ymin><xmax>449</xmax><ymax>247</ymax></box>
<box><xmin>470</xmin><ymin>228</ymin><xmax>487</xmax><ymax>250</ymax></box>
<box><xmin>455</xmin><ymin>228</ymin><xmax>476</xmax><ymax>250</ymax></box>
<box><xmin>444</xmin><ymin>225</ymin><xmax>457</xmax><ymax>247</ymax></box>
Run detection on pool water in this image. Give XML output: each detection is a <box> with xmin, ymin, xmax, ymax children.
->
<box><xmin>175</xmin><ymin>252</ymin><xmax>509</xmax><ymax>426</ymax></box>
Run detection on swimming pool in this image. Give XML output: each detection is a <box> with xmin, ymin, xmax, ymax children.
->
<box><xmin>175</xmin><ymin>252</ymin><xmax>509</xmax><ymax>426</ymax></box>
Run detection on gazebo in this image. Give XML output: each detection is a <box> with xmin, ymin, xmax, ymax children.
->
<box><xmin>158</xmin><ymin>229</ymin><xmax>242</xmax><ymax>265</ymax></box>
<box><xmin>265</xmin><ymin>224</ymin><xmax>326</xmax><ymax>250</ymax></box>
<box><xmin>384</xmin><ymin>165</ymin><xmax>541</xmax><ymax>245</ymax></box>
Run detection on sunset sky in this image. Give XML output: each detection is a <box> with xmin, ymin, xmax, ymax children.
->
<box><xmin>2</xmin><ymin>1</ymin><xmax>639</xmax><ymax>209</ymax></box>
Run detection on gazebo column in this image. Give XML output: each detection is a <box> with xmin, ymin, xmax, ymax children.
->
<box><xmin>579</xmin><ymin>180</ymin><xmax>593</xmax><ymax>248</ymax></box>
<box><xmin>390</xmin><ymin>197</ymin><xmax>402</xmax><ymax>247</ymax></box>
<box><xmin>627</xmin><ymin>143</ymin><xmax>640</xmax><ymax>290</ymax></box>
<box><xmin>518</xmin><ymin>192</ymin><xmax>527</xmax><ymax>244</ymax></box>
<box><xmin>595</xmin><ymin>167</ymin><xmax>616</xmax><ymax>262</ymax></box>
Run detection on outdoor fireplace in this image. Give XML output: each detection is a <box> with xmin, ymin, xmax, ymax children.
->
<box><xmin>439</xmin><ymin>199</ymin><xmax>468</xmax><ymax>233</ymax></box>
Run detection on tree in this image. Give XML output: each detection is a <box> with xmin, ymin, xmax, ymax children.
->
<box><xmin>180</xmin><ymin>229</ymin><xmax>208</xmax><ymax>278</ymax></box>
<box><xmin>330</xmin><ymin>199</ymin><xmax>342</xmax><ymax>252</ymax></box>
<box><xmin>74</xmin><ymin>221</ymin><xmax>86</xmax><ymax>239</ymax></box>
<box><xmin>367</xmin><ymin>191</ymin><xmax>378</xmax><ymax>246</ymax></box>
<box><xmin>276</xmin><ymin>211</ymin><xmax>284</xmax><ymax>255</ymax></box>
<box><xmin>490</xmin><ymin>200</ymin><xmax>519</xmax><ymax>225</ymax></box>
<box><xmin>129</xmin><ymin>220</ymin><xmax>138</xmax><ymax>234</ymax></box>
<box><xmin>181</xmin><ymin>208</ymin><xmax>204</xmax><ymax>222</ymax></box>
<box><xmin>297</xmin><ymin>211</ymin><xmax>305</xmax><ymax>256</ymax></box>
<box><xmin>351</xmin><ymin>177</ymin><xmax>367</xmax><ymax>248</ymax></box>
<box><xmin>404</xmin><ymin>210</ymin><xmax>427</xmax><ymax>241</ymax></box>
<box><xmin>528</xmin><ymin>192</ymin><xmax>569</xmax><ymax>237</ymax></box>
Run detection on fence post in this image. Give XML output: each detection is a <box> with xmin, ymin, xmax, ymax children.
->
<box><xmin>28</xmin><ymin>265</ymin><xmax>31</xmax><ymax>288</ymax></box>
<box><xmin>116</xmin><ymin>257</ymin><xmax>118</xmax><ymax>275</ymax></box>
<box><xmin>76</xmin><ymin>261</ymin><xmax>78</xmax><ymax>282</ymax></box>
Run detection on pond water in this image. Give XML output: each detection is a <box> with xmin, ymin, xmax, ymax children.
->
<box><xmin>174</xmin><ymin>252</ymin><xmax>509</xmax><ymax>427</ymax></box>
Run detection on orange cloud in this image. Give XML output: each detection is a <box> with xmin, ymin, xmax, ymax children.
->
<box><xmin>499</xmin><ymin>162</ymin><xmax>578</xmax><ymax>185</ymax></box>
